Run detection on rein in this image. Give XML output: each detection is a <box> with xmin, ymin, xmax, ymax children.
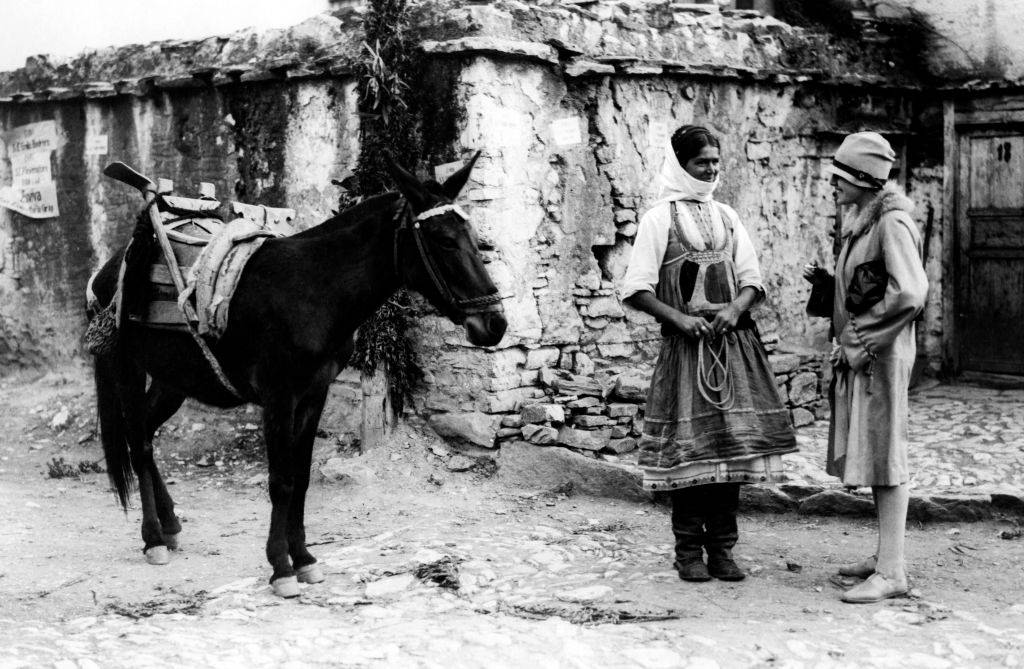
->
<box><xmin>393</xmin><ymin>201</ymin><xmax>504</xmax><ymax>315</ymax></box>
<box><xmin>697</xmin><ymin>334</ymin><xmax>735</xmax><ymax>411</ymax></box>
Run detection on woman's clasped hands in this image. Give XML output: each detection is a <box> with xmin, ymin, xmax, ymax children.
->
<box><xmin>669</xmin><ymin>303</ymin><xmax>741</xmax><ymax>340</ymax></box>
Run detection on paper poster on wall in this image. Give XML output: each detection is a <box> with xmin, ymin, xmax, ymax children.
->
<box><xmin>648</xmin><ymin>120</ymin><xmax>668</xmax><ymax>148</ymax></box>
<box><xmin>9</xmin><ymin>151</ymin><xmax>52</xmax><ymax>188</ymax></box>
<box><xmin>2</xmin><ymin>120</ymin><xmax>58</xmax><ymax>156</ymax></box>
<box><xmin>85</xmin><ymin>134</ymin><xmax>109</xmax><ymax>157</ymax></box>
<box><xmin>0</xmin><ymin>120</ymin><xmax>60</xmax><ymax>218</ymax></box>
<box><xmin>0</xmin><ymin>183</ymin><xmax>59</xmax><ymax>219</ymax></box>
<box><xmin>550</xmin><ymin>118</ymin><xmax>582</xmax><ymax>147</ymax></box>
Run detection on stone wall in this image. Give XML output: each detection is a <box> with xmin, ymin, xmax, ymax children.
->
<box><xmin>0</xmin><ymin>1</ymin><xmax>961</xmax><ymax>457</ymax></box>
<box><xmin>408</xmin><ymin>50</ymin><xmax>943</xmax><ymax>454</ymax></box>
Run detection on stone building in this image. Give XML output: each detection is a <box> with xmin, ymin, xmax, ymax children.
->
<box><xmin>0</xmin><ymin>0</ymin><xmax>1021</xmax><ymax>456</ymax></box>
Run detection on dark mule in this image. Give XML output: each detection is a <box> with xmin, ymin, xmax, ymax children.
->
<box><xmin>90</xmin><ymin>155</ymin><xmax>506</xmax><ymax>596</ymax></box>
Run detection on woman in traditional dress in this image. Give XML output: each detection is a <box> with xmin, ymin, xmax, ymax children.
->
<box><xmin>804</xmin><ymin>131</ymin><xmax>928</xmax><ymax>603</ymax></box>
<box><xmin>621</xmin><ymin>125</ymin><xmax>797</xmax><ymax>582</ymax></box>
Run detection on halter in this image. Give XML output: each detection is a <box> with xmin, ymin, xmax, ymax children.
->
<box><xmin>393</xmin><ymin>201</ymin><xmax>504</xmax><ymax>315</ymax></box>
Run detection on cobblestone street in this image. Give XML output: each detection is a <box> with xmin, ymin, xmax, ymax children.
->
<box><xmin>755</xmin><ymin>382</ymin><xmax>1024</xmax><ymax>517</ymax></box>
<box><xmin>0</xmin><ymin>372</ymin><xmax>1021</xmax><ymax>668</ymax></box>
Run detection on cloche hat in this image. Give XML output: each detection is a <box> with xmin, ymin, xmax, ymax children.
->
<box><xmin>827</xmin><ymin>131</ymin><xmax>895</xmax><ymax>190</ymax></box>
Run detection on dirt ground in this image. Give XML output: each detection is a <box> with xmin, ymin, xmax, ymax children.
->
<box><xmin>1</xmin><ymin>365</ymin><xmax>1022</xmax><ymax>668</ymax></box>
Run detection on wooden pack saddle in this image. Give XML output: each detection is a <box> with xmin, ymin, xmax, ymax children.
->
<box><xmin>129</xmin><ymin>181</ymin><xmax>297</xmax><ymax>339</ymax></box>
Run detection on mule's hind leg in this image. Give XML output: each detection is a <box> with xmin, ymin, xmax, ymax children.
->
<box><xmin>115</xmin><ymin>361</ymin><xmax>169</xmax><ymax>564</ymax></box>
<box><xmin>145</xmin><ymin>382</ymin><xmax>186</xmax><ymax>549</ymax></box>
<box><xmin>287</xmin><ymin>389</ymin><xmax>330</xmax><ymax>585</ymax></box>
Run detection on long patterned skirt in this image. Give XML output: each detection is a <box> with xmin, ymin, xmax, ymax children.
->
<box><xmin>639</xmin><ymin>329</ymin><xmax>798</xmax><ymax>491</ymax></box>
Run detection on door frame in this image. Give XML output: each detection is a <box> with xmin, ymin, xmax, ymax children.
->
<box><xmin>943</xmin><ymin>94</ymin><xmax>1024</xmax><ymax>376</ymax></box>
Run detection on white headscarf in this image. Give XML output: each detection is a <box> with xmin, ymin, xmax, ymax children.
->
<box><xmin>655</xmin><ymin>138</ymin><xmax>720</xmax><ymax>204</ymax></box>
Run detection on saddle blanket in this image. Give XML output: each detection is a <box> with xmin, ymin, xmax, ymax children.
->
<box><xmin>188</xmin><ymin>220</ymin><xmax>278</xmax><ymax>338</ymax></box>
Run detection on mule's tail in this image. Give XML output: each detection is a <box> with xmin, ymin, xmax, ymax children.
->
<box><xmin>94</xmin><ymin>357</ymin><xmax>135</xmax><ymax>509</ymax></box>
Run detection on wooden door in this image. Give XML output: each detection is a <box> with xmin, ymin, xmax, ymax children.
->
<box><xmin>957</xmin><ymin>132</ymin><xmax>1024</xmax><ymax>374</ymax></box>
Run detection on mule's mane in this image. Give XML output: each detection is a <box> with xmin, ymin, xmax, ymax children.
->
<box><xmin>292</xmin><ymin>190</ymin><xmax>404</xmax><ymax>240</ymax></box>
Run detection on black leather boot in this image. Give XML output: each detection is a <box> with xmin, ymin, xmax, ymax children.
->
<box><xmin>705</xmin><ymin>485</ymin><xmax>745</xmax><ymax>581</ymax></box>
<box><xmin>705</xmin><ymin>511</ymin><xmax>745</xmax><ymax>581</ymax></box>
<box><xmin>671</xmin><ymin>492</ymin><xmax>710</xmax><ymax>582</ymax></box>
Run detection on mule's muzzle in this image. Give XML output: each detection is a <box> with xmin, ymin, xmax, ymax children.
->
<box><xmin>465</xmin><ymin>309</ymin><xmax>507</xmax><ymax>347</ymax></box>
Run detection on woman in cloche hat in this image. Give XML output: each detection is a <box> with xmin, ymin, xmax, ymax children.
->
<box><xmin>804</xmin><ymin>131</ymin><xmax>928</xmax><ymax>603</ymax></box>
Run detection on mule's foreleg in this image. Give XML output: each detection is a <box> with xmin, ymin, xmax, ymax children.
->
<box><xmin>286</xmin><ymin>389</ymin><xmax>330</xmax><ymax>585</ymax></box>
<box><xmin>145</xmin><ymin>383</ymin><xmax>187</xmax><ymax>549</ymax></box>
<box><xmin>263</xmin><ymin>396</ymin><xmax>300</xmax><ymax>596</ymax></box>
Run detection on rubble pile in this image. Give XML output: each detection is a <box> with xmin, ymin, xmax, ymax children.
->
<box><xmin>500</xmin><ymin>365</ymin><xmax>649</xmax><ymax>459</ymax></box>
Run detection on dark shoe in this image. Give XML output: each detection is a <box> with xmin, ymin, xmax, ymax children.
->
<box><xmin>705</xmin><ymin>511</ymin><xmax>746</xmax><ymax>581</ymax></box>
<box><xmin>670</xmin><ymin>505</ymin><xmax>709</xmax><ymax>583</ymax></box>
<box><xmin>707</xmin><ymin>550</ymin><xmax>746</xmax><ymax>581</ymax></box>
<box><xmin>674</xmin><ymin>553</ymin><xmax>712</xmax><ymax>582</ymax></box>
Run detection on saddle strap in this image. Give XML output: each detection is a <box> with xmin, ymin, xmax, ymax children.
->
<box><xmin>184</xmin><ymin>320</ymin><xmax>243</xmax><ymax>399</ymax></box>
<box><xmin>145</xmin><ymin>198</ymin><xmax>242</xmax><ymax>400</ymax></box>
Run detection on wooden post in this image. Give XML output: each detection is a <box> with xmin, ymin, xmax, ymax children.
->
<box><xmin>360</xmin><ymin>365</ymin><xmax>392</xmax><ymax>449</ymax></box>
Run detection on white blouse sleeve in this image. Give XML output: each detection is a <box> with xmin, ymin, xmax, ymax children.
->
<box><xmin>721</xmin><ymin>204</ymin><xmax>765</xmax><ymax>301</ymax></box>
<box><xmin>620</xmin><ymin>205</ymin><xmax>670</xmax><ymax>300</ymax></box>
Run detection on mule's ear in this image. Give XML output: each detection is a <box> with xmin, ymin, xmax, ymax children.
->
<box><xmin>384</xmin><ymin>153</ymin><xmax>431</xmax><ymax>213</ymax></box>
<box><xmin>440</xmin><ymin>151</ymin><xmax>481</xmax><ymax>200</ymax></box>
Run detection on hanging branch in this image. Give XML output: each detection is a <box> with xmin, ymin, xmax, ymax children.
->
<box><xmin>351</xmin><ymin>0</ymin><xmax>423</xmax><ymax>412</ymax></box>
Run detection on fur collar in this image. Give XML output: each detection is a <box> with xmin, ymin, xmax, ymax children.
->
<box><xmin>843</xmin><ymin>182</ymin><xmax>915</xmax><ymax>240</ymax></box>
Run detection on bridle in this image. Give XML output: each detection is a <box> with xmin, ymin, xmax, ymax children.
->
<box><xmin>393</xmin><ymin>200</ymin><xmax>504</xmax><ymax>315</ymax></box>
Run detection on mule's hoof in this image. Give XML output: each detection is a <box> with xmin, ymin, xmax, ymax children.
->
<box><xmin>271</xmin><ymin>575</ymin><xmax>300</xmax><ymax>598</ymax></box>
<box><xmin>296</xmin><ymin>563</ymin><xmax>325</xmax><ymax>584</ymax></box>
<box><xmin>144</xmin><ymin>546</ymin><xmax>170</xmax><ymax>565</ymax></box>
<box><xmin>163</xmin><ymin>533</ymin><xmax>180</xmax><ymax>551</ymax></box>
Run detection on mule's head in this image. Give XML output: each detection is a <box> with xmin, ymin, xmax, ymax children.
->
<box><xmin>387</xmin><ymin>152</ymin><xmax>507</xmax><ymax>347</ymax></box>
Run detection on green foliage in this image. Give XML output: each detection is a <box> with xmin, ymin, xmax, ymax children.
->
<box><xmin>47</xmin><ymin>457</ymin><xmax>106</xmax><ymax>479</ymax></box>
<box><xmin>47</xmin><ymin>457</ymin><xmax>78</xmax><ymax>479</ymax></box>
<box><xmin>362</xmin><ymin>39</ymin><xmax>410</xmax><ymax>128</ymax></box>
<box><xmin>351</xmin><ymin>291</ymin><xmax>421</xmax><ymax>412</ymax></box>
<box><xmin>355</xmin><ymin>0</ymin><xmax>422</xmax><ymax>195</ymax></box>
<box><xmin>78</xmin><ymin>459</ymin><xmax>105</xmax><ymax>474</ymax></box>
<box><xmin>352</xmin><ymin>0</ymin><xmax>423</xmax><ymax>409</ymax></box>
<box><xmin>775</xmin><ymin>0</ymin><xmax>859</xmax><ymax>36</ymax></box>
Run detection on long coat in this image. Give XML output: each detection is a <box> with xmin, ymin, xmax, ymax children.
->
<box><xmin>826</xmin><ymin>185</ymin><xmax>928</xmax><ymax>487</ymax></box>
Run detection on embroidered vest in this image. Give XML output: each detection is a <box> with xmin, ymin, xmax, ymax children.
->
<box><xmin>656</xmin><ymin>200</ymin><xmax>739</xmax><ymax>317</ymax></box>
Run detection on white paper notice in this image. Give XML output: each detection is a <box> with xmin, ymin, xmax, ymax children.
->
<box><xmin>550</xmin><ymin>118</ymin><xmax>582</xmax><ymax>147</ymax></box>
<box><xmin>2</xmin><ymin>120</ymin><xmax>58</xmax><ymax>156</ymax></box>
<box><xmin>433</xmin><ymin>160</ymin><xmax>463</xmax><ymax>184</ymax></box>
<box><xmin>10</xmin><ymin>151</ymin><xmax>52</xmax><ymax>188</ymax></box>
<box><xmin>1</xmin><ymin>120</ymin><xmax>60</xmax><ymax>218</ymax></box>
<box><xmin>648</xmin><ymin>120</ymin><xmax>668</xmax><ymax>148</ymax></box>
<box><xmin>0</xmin><ymin>183</ymin><xmax>60</xmax><ymax>219</ymax></box>
<box><xmin>85</xmin><ymin>134</ymin><xmax>109</xmax><ymax>157</ymax></box>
